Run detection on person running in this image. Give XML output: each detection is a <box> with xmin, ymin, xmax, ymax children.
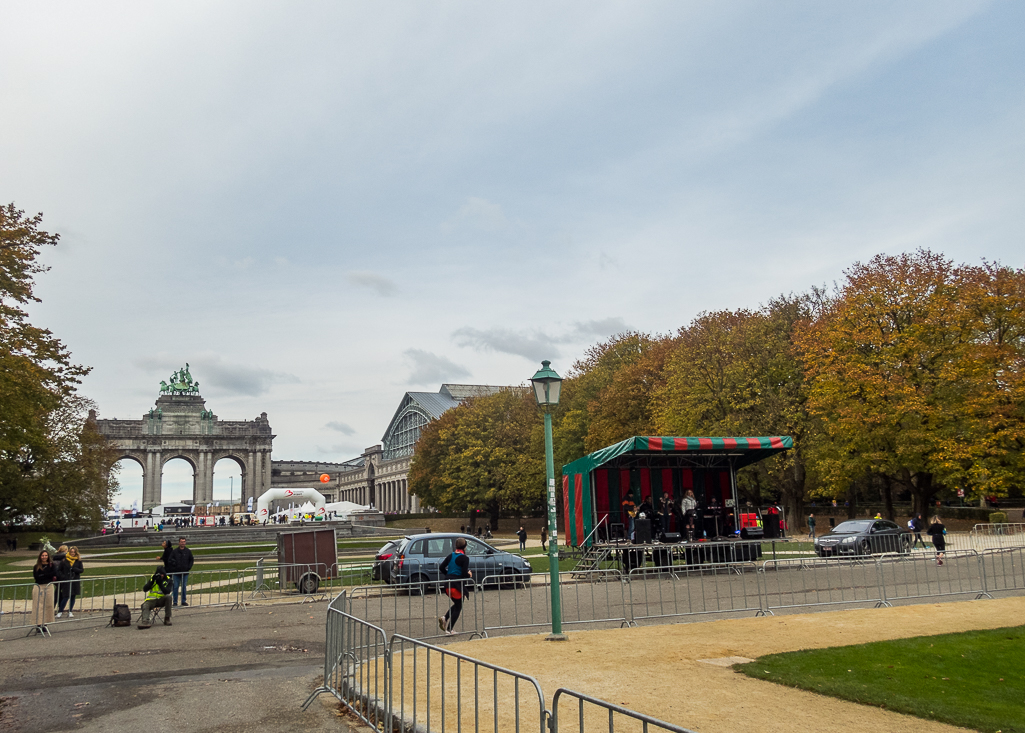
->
<box><xmin>910</xmin><ymin>514</ymin><xmax>926</xmax><ymax>549</ymax></box>
<box><xmin>438</xmin><ymin>538</ymin><xmax>471</xmax><ymax>636</ymax></box>
<box><xmin>32</xmin><ymin>550</ymin><xmax>58</xmax><ymax>634</ymax></box>
<box><xmin>540</xmin><ymin>525</ymin><xmax>548</xmax><ymax>552</ymax></box>
<box><xmin>56</xmin><ymin>546</ymin><xmax>84</xmax><ymax>618</ymax></box>
<box><xmin>927</xmin><ymin>516</ymin><xmax>947</xmax><ymax>566</ymax></box>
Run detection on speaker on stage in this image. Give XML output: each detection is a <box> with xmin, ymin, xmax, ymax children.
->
<box><xmin>660</xmin><ymin>532</ymin><xmax>682</xmax><ymax>544</ymax></box>
<box><xmin>763</xmin><ymin>513</ymin><xmax>780</xmax><ymax>539</ymax></box>
<box><xmin>634</xmin><ymin>518</ymin><xmax>652</xmax><ymax>544</ymax></box>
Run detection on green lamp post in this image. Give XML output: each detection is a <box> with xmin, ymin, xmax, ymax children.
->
<box><xmin>530</xmin><ymin>360</ymin><xmax>567</xmax><ymax>640</ymax></box>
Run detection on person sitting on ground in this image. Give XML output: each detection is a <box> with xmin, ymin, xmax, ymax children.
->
<box><xmin>138</xmin><ymin>566</ymin><xmax>173</xmax><ymax>628</ymax></box>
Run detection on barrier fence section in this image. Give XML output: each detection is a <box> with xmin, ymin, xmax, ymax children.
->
<box><xmin>551</xmin><ymin>688</ymin><xmax>698</xmax><ymax>733</ymax></box>
<box><xmin>347</xmin><ymin>580</ymin><xmax>485</xmax><ymax>642</ymax></box>
<box><xmin>1</xmin><ymin>569</ymin><xmax>245</xmax><ymax>632</ymax></box>
<box><xmin>390</xmin><ymin>633</ymin><xmax>547</xmax><ymax>733</ymax></box>
<box><xmin>759</xmin><ymin>556</ymin><xmax>884</xmax><ymax>612</ymax></box>
<box><xmin>628</xmin><ymin>562</ymin><xmax>761</xmax><ymax>623</ymax></box>
<box><xmin>979</xmin><ymin>546</ymin><xmax>1025</xmax><ymax>593</ymax></box>
<box><xmin>971</xmin><ymin>523</ymin><xmax>1025</xmax><ymax>550</ymax></box>
<box><xmin>876</xmin><ymin>549</ymin><xmax>988</xmax><ymax>604</ymax></box>
<box><xmin>477</xmin><ymin>569</ymin><xmax>629</xmax><ymax>636</ymax></box>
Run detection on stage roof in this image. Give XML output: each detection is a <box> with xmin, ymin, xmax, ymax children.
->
<box><xmin>562</xmin><ymin>435</ymin><xmax>793</xmax><ymax>476</ymax></box>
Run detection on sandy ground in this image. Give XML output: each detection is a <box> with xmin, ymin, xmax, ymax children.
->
<box><xmin>387</xmin><ymin>596</ymin><xmax>1025</xmax><ymax>732</ymax></box>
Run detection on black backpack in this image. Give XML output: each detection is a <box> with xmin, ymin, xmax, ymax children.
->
<box><xmin>109</xmin><ymin>604</ymin><xmax>131</xmax><ymax>627</ymax></box>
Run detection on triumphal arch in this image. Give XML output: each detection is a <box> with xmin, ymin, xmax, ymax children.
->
<box><xmin>94</xmin><ymin>365</ymin><xmax>275</xmax><ymax>509</ymax></box>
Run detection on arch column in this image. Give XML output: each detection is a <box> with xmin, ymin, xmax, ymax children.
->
<box><xmin>143</xmin><ymin>450</ymin><xmax>162</xmax><ymax>510</ymax></box>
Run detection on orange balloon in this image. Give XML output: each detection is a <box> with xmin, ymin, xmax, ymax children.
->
<box><xmin>319</xmin><ymin>473</ymin><xmax>330</xmax><ymax>483</ymax></box>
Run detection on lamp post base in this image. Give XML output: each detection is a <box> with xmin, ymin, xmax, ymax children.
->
<box><xmin>545</xmin><ymin>633</ymin><xmax>569</xmax><ymax>642</ymax></box>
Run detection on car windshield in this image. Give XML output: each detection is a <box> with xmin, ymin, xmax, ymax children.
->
<box><xmin>833</xmin><ymin>520</ymin><xmax>872</xmax><ymax>534</ymax></box>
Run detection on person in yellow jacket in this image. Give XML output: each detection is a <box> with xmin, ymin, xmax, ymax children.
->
<box><xmin>138</xmin><ymin>566</ymin><xmax>173</xmax><ymax>629</ymax></box>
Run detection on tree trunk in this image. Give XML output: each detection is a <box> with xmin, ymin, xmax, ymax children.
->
<box><xmin>881</xmin><ymin>474</ymin><xmax>895</xmax><ymax>521</ymax></box>
<box><xmin>846</xmin><ymin>480</ymin><xmax>857</xmax><ymax>519</ymax></box>
<box><xmin>907</xmin><ymin>471</ymin><xmax>937</xmax><ymax>518</ymax></box>
<box><xmin>781</xmin><ymin>457</ymin><xmax>806</xmax><ymax>539</ymax></box>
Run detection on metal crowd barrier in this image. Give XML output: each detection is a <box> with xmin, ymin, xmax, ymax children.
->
<box><xmin>478</xmin><ymin>569</ymin><xmax>630</xmax><ymax>635</ymax></box>
<box><xmin>551</xmin><ymin>688</ymin><xmax>698</xmax><ymax>733</ymax></box>
<box><xmin>347</xmin><ymin>580</ymin><xmax>485</xmax><ymax>641</ymax></box>
<box><xmin>390</xmin><ymin>633</ymin><xmax>548</xmax><ymax>733</ymax></box>
<box><xmin>1</xmin><ymin>569</ymin><xmax>246</xmax><ymax>633</ymax></box>
<box><xmin>876</xmin><ymin>549</ymin><xmax>989</xmax><ymax>604</ymax></box>
<box><xmin>628</xmin><ymin>562</ymin><xmax>761</xmax><ymax>622</ymax></box>
<box><xmin>758</xmin><ymin>556</ymin><xmax>885</xmax><ymax>611</ymax></box>
<box><xmin>970</xmin><ymin>523</ymin><xmax>1025</xmax><ymax>550</ymax></box>
<box><xmin>979</xmin><ymin>546</ymin><xmax>1025</xmax><ymax>593</ymax></box>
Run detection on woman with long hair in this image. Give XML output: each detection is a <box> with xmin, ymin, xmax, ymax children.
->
<box><xmin>57</xmin><ymin>547</ymin><xmax>84</xmax><ymax>617</ymax></box>
<box><xmin>32</xmin><ymin>550</ymin><xmax>58</xmax><ymax>633</ymax></box>
<box><xmin>927</xmin><ymin>516</ymin><xmax>947</xmax><ymax>566</ymax></box>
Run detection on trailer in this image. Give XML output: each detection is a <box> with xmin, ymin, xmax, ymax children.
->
<box><xmin>277</xmin><ymin>527</ymin><xmax>338</xmax><ymax>594</ymax></box>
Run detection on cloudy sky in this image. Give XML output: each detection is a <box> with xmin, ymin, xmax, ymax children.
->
<box><xmin>2</xmin><ymin>2</ymin><xmax>1022</xmax><ymax>503</ymax></box>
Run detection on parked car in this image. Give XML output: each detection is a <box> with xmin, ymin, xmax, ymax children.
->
<box><xmin>814</xmin><ymin>519</ymin><xmax>911</xmax><ymax>557</ymax></box>
<box><xmin>372</xmin><ymin>539</ymin><xmax>401</xmax><ymax>583</ymax></box>
<box><xmin>390</xmin><ymin>533</ymin><xmax>533</xmax><ymax>593</ymax></box>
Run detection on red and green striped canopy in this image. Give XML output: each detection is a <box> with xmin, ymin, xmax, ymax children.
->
<box><xmin>560</xmin><ymin>436</ymin><xmax>793</xmax><ymax>547</ymax></box>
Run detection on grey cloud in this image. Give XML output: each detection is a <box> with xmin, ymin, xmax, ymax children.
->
<box><xmin>347</xmin><ymin>270</ymin><xmax>398</xmax><ymax>296</ymax></box>
<box><xmin>325</xmin><ymin>421</ymin><xmax>356</xmax><ymax>435</ymax></box>
<box><xmin>405</xmin><ymin>349</ymin><xmax>472</xmax><ymax>385</ymax></box>
<box><xmin>453</xmin><ymin>318</ymin><xmax>631</xmax><ymax>362</ymax></box>
<box><xmin>135</xmin><ymin>355</ymin><xmax>299</xmax><ymax>398</ymax></box>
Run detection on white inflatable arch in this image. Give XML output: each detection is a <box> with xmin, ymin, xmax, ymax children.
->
<box><xmin>256</xmin><ymin>488</ymin><xmax>327</xmax><ymax>521</ymax></box>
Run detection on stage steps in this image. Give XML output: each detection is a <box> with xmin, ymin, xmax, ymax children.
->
<box><xmin>571</xmin><ymin>545</ymin><xmax>612</xmax><ymax>576</ymax></box>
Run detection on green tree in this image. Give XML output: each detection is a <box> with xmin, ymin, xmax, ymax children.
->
<box><xmin>0</xmin><ymin>204</ymin><xmax>113</xmax><ymax>528</ymax></box>
<box><xmin>408</xmin><ymin>389</ymin><xmax>544</xmax><ymax>529</ymax></box>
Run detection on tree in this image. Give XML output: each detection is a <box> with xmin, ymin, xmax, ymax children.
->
<box><xmin>0</xmin><ymin>204</ymin><xmax>111</xmax><ymax>528</ymax></box>
<box><xmin>408</xmin><ymin>389</ymin><xmax>544</xmax><ymax>529</ymax></box>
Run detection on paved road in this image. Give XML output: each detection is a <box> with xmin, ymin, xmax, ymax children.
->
<box><xmin>0</xmin><ymin>602</ymin><xmax>352</xmax><ymax>733</ymax></box>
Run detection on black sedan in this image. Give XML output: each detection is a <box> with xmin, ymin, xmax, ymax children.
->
<box><xmin>814</xmin><ymin>519</ymin><xmax>911</xmax><ymax>557</ymax></box>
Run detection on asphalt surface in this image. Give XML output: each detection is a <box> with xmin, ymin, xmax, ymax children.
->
<box><xmin>0</xmin><ymin>602</ymin><xmax>352</xmax><ymax>733</ymax></box>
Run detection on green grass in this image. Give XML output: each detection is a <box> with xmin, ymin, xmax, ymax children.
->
<box><xmin>735</xmin><ymin>626</ymin><xmax>1025</xmax><ymax>733</ymax></box>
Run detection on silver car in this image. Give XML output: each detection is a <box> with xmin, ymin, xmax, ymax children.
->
<box><xmin>391</xmin><ymin>533</ymin><xmax>532</xmax><ymax>593</ymax></box>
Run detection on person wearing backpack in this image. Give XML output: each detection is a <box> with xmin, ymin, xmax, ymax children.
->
<box><xmin>138</xmin><ymin>566</ymin><xmax>173</xmax><ymax>628</ymax></box>
<box><xmin>437</xmin><ymin>538</ymin><xmax>471</xmax><ymax>636</ymax></box>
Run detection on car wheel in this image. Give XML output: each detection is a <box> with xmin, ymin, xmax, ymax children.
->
<box><xmin>859</xmin><ymin>539</ymin><xmax>872</xmax><ymax>556</ymax></box>
<box><xmin>297</xmin><ymin>572</ymin><xmax>320</xmax><ymax>594</ymax></box>
<box><xmin>409</xmin><ymin>574</ymin><xmax>430</xmax><ymax>596</ymax></box>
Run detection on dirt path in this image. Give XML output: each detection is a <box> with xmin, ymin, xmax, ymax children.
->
<box><xmin>440</xmin><ymin>596</ymin><xmax>1025</xmax><ymax>732</ymax></box>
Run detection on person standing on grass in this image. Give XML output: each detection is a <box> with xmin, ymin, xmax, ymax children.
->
<box><xmin>927</xmin><ymin>516</ymin><xmax>947</xmax><ymax>566</ymax></box>
<box><xmin>807</xmin><ymin>513</ymin><xmax>816</xmax><ymax>539</ymax></box>
<box><xmin>517</xmin><ymin>526</ymin><xmax>527</xmax><ymax>551</ymax></box>
<box><xmin>32</xmin><ymin>550</ymin><xmax>58</xmax><ymax>633</ymax></box>
<box><xmin>166</xmin><ymin>537</ymin><xmax>195</xmax><ymax>607</ymax></box>
<box><xmin>438</xmin><ymin>537</ymin><xmax>471</xmax><ymax>636</ymax></box>
<box><xmin>540</xmin><ymin>525</ymin><xmax>548</xmax><ymax>552</ymax></box>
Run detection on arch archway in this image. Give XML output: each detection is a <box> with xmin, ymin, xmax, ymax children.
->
<box><xmin>212</xmin><ymin>455</ymin><xmax>245</xmax><ymax>505</ymax></box>
<box><xmin>161</xmin><ymin>456</ymin><xmax>197</xmax><ymax>505</ymax></box>
<box><xmin>112</xmin><ymin>455</ymin><xmax>145</xmax><ymax>512</ymax></box>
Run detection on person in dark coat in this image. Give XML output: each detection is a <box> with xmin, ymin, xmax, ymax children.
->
<box><xmin>516</xmin><ymin>526</ymin><xmax>527</xmax><ymax>551</ymax></box>
<box><xmin>166</xmin><ymin>537</ymin><xmax>195</xmax><ymax>606</ymax></box>
<box><xmin>56</xmin><ymin>546</ymin><xmax>84</xmax><ymax>617</ymax></box>
<box><xmin>157</xmin><ymin>539</ymin><xmax>172</xmax><ymax>566</ymax></box>
<box><xmin>927</xmin><ymin>516</ymin><xmax>946</xmax><ymax>566</ymax></box>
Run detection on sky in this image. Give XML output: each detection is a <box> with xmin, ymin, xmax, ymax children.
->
<box><xmin>2</xmin><ymin>2</ymin><xmax>1023</xmax><ymax>504</ymax></box>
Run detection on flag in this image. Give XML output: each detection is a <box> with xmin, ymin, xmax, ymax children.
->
<box><xmin>247</xmin><ymin>496</ymin><xmax>253</xmax><ymax>511</ymax></box>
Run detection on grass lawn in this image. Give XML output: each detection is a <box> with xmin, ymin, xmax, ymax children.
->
<box><xmin>735</xmin><ymin>625</ymin><xmax>1025</xmax><ymax>733</ymax></box>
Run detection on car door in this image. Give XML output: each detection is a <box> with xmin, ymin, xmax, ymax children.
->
<box><xmin>424</xmin><ymin>537</ymin><xmax>453</xmax><ymax>581</ymax></box>
<box><xmin>870</xmin><ymin>521</ymin><xmax>894</xmax><ymax>552</ymax></box>
<box><xmin>463</xmin><ymin>539</ymin><xmax>499</xmax><ymax>586</ymax></box>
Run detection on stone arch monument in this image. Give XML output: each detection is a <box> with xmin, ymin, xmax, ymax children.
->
<box><xmin>94</xmin><ymin>365</ymin><xmax>275</xmax><ymax>510</ymax></box>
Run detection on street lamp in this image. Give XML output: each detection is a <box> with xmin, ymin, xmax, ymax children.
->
<box><xmin>530</xmin><ymin>360</ymin><xmax>567</xmax><ymax>640</ymax></box>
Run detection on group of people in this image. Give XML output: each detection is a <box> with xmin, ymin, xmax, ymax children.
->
<box><xmin>622</xmin><ymin>489</ymin><xmax>703</xmax><ymax>541</ymax></box>
<box><xmin>29</xmin><ymin>537</ymin><xmax>195</xmax><ymax>634</ymax></box>
<box><xmin>515</xmin><ymin>525</ymin><xmax>550</xmax><ymax>551</ymax></box>
<box><xmin>30</xmin><ymin>544</ymin><xmax>84</xmax><ymax>634</ymax></box>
